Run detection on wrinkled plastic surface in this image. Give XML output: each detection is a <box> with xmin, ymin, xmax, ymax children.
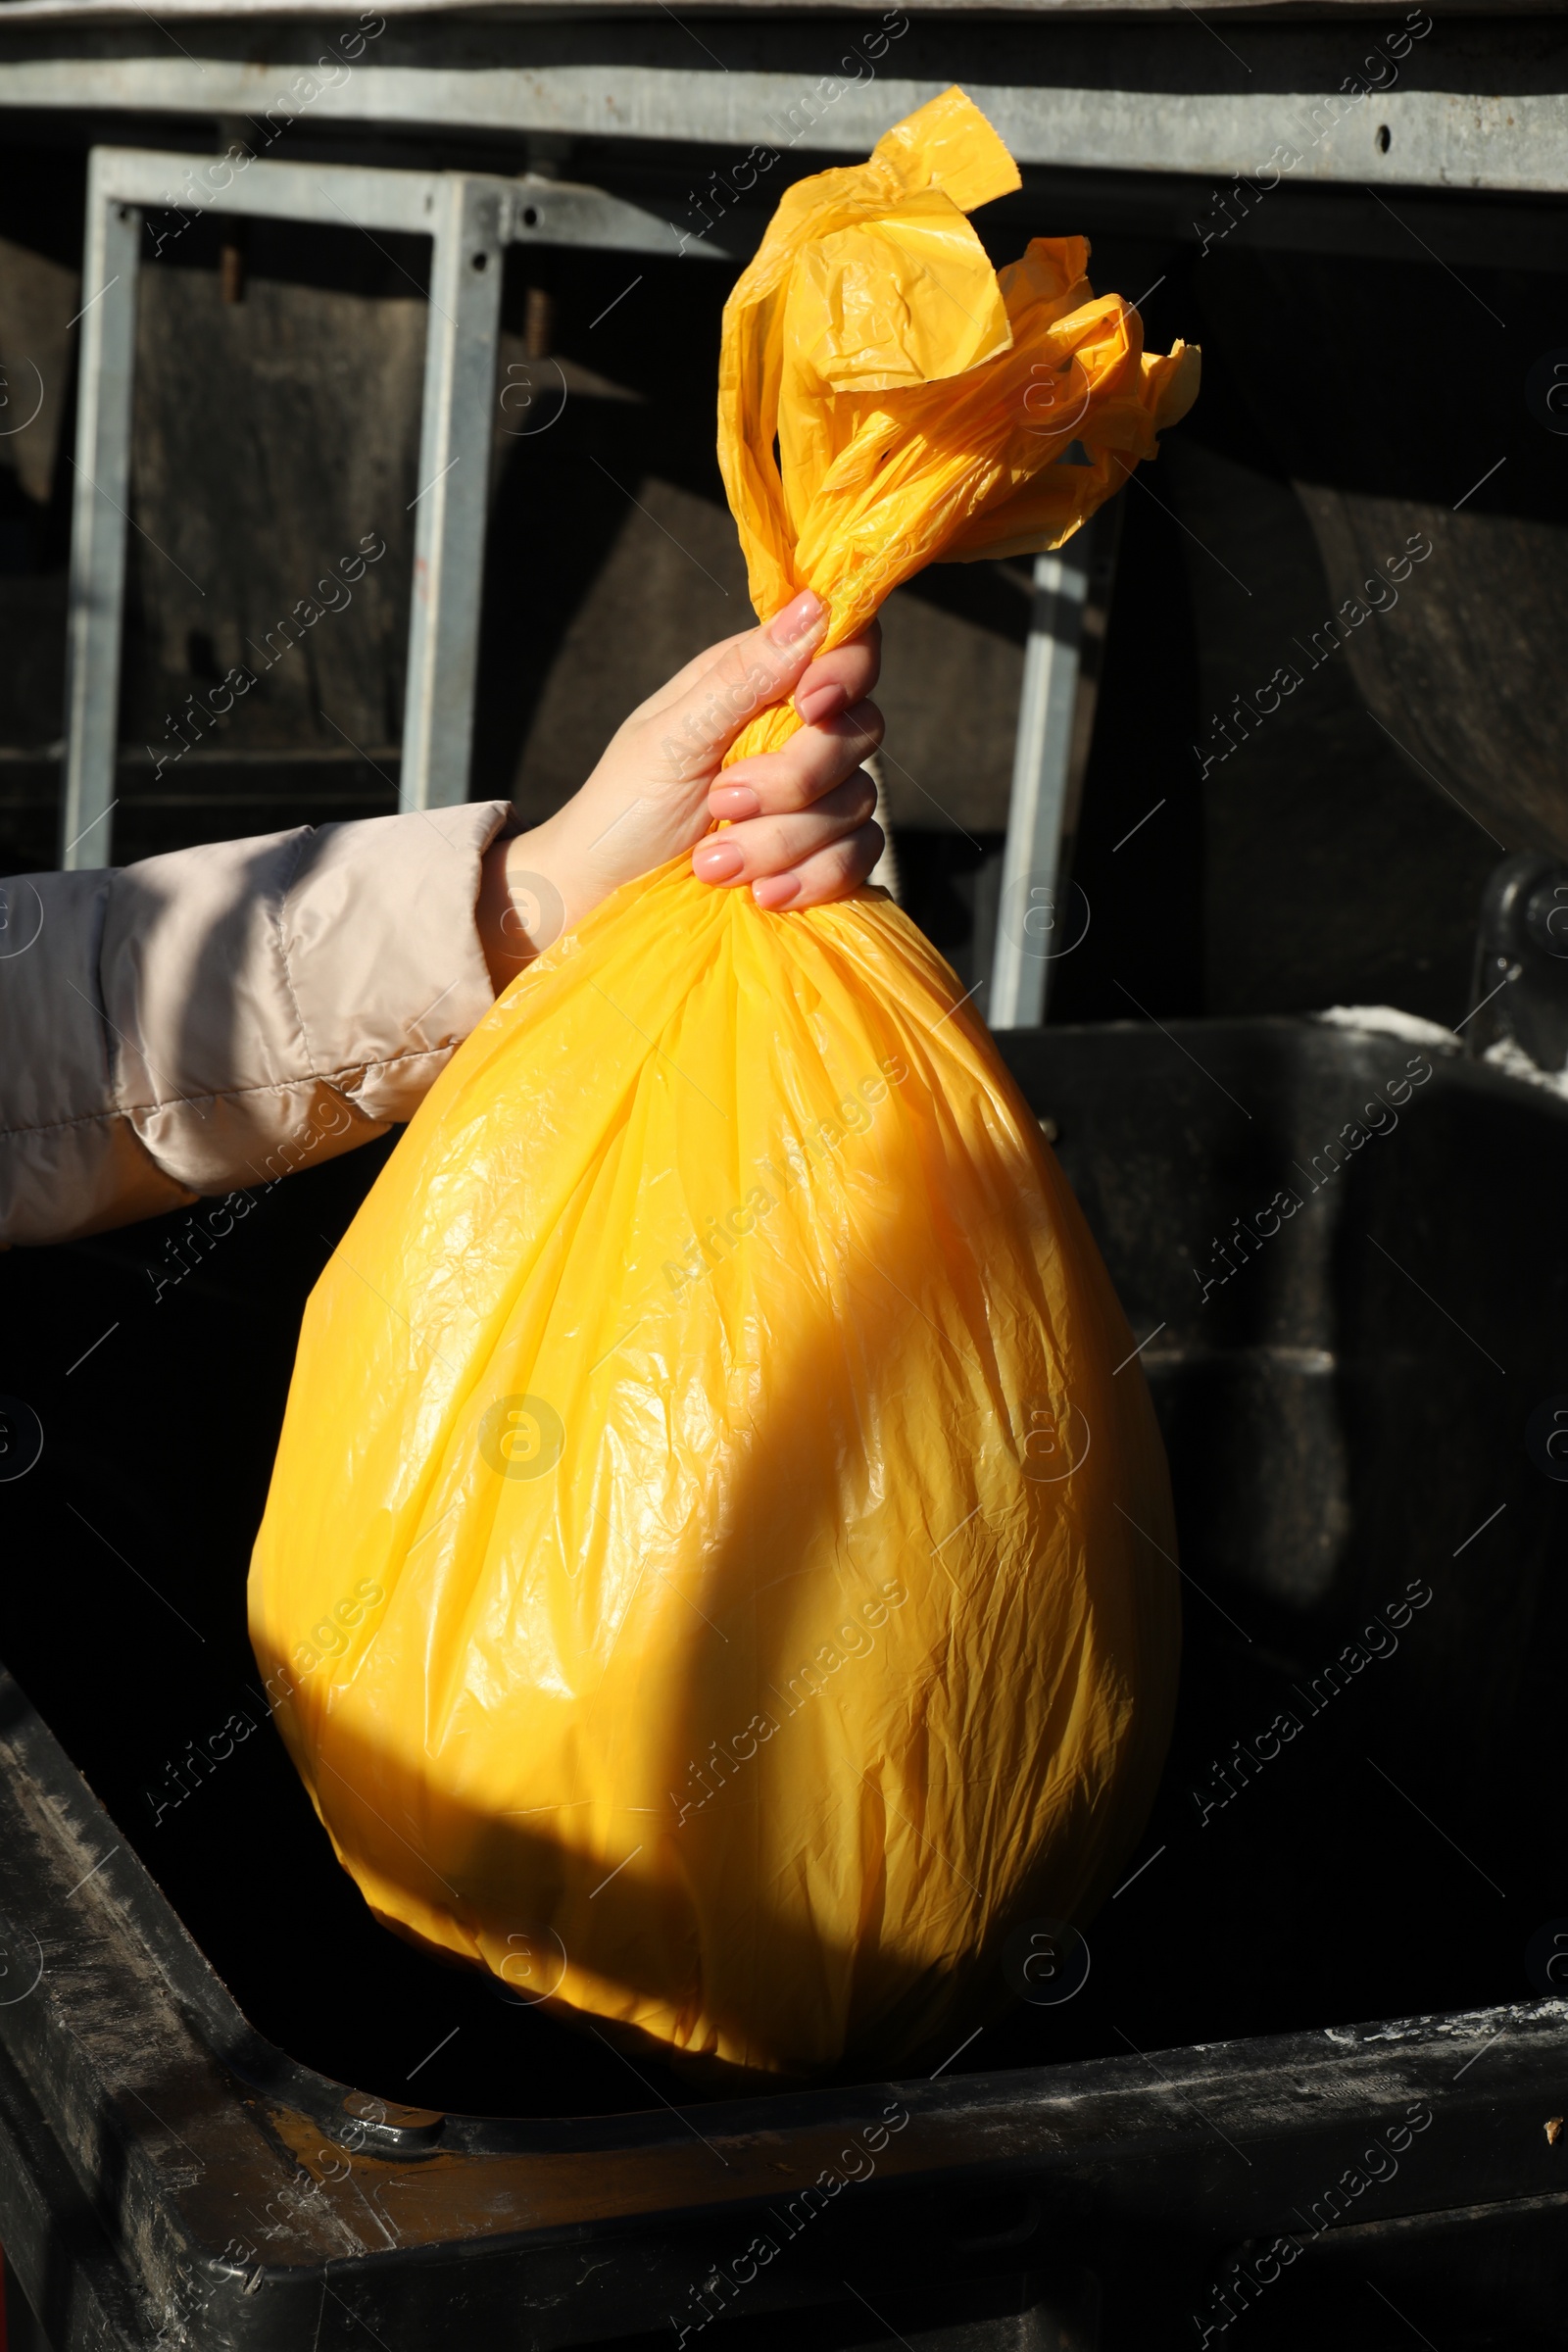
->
<box><xmin>249</xmin><ymin>870</ymin><xmax>1180</xmax><ymax>2080</ymax></box>
<box><xmin>249</xmin><ymin>89</ymin><xmax>1185</xmax><ymax>2082</ymax></box>
<box><xmin>718</xmin><ymin>84</ymin><xmax>1199</xmax><ymax>761</ymax></box>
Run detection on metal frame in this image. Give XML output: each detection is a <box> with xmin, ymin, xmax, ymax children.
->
<box><xmin>60</xmin><ymin>131</ymin><xmax>1114</xmax><ymax>967</ymax></box>
<box><xmin>60</xmin><ymin>147</ymin><xmax>722</xmax><ymax>868</ymax></box>
<box><xmin>989</xmin><ymin>534</ymin><xmax>1095</xmax><ymax>1029</ymax></box>
<box><xmin>6</xmin><ymin>27</ymin><xmax>1568</xmax><ymax>197</ymax></box>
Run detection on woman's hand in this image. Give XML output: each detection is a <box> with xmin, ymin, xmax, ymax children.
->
<box><xmin>477</xmin><ymin>590</ymin><xmax>885</xmax><ymax>986</ymax></box>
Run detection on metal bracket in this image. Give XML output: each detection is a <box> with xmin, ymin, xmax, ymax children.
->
<box><xmin>60</xmin><ymin>148</ymin><xmax>721</xmax><ymax>868</ymax></box>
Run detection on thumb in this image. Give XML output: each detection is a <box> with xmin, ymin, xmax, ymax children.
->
<box><xmin>656</xmin><ymin>590</ymin><xmax>827</xmax><ymax>779</ymax></box>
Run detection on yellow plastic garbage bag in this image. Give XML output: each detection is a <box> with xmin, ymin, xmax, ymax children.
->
<box><xmin>249</xmin><ymin>87</ymin><xmax>1187</xmax><ymax>2084</ymax></box>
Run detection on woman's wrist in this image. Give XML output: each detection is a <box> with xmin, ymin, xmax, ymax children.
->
<box><xmin>476</xmin><ymin>823</ymin><xmax>569</xmax><ymax>993</ymax></box>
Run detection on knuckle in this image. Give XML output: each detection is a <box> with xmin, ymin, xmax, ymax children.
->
<box><xmin>825</xmin><ymin>769</ymin><xmax>874</xmax><ymax>821</ymax></box>
<box><xmin>787</xmin><ymin>742</ymin><xmax>840</xmax><ymax>803</ymax></box>
<box><xmin>819</xmin><ymin>736</ymin><xmax>865</xmax><ymax>791</ymax></box>
<box><xmin>765</xmin><ymin>758</ymin><xmax>812</xmax><ymax>813</ymax></box>
<box><xmin>745</xmin><ymin>632</ymin><xmax>790</xmax><ymax>690</ymax></box>
<box><xmin>707</xmin><ymin>643</ymin><xmax>777</xmax><ymax>730</ymax></box>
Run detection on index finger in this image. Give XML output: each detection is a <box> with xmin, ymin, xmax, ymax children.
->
<box><xmin>652</xmin><ymin>591</ymin><xmax>830</xmax><ymax>779</ymax></box>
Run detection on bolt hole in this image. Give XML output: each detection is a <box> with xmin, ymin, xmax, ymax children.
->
<box><xmin>522</xmin><ymin>205</ymin><xmax>540</xmax><ymax>228</ymax></box>
<box><xmin>471</xmin><ymin>251</ymin><xmax>489</xmax><ymax>271</ymax></box>
<box><xmin>117</xmin><ymin>204</ymin><xmax>132</xmax><ymax>222</ymax></box>
<box><xmin>1376</xmin><ymin>123</ymin><xmax>1392</xmax><ymax>153</ymax></box>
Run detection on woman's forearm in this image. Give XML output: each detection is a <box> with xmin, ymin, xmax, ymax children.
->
<box><xmin>0</xmin><ymin>801</ymin><xmax>515</xmax><ymax>1248</ymax></box>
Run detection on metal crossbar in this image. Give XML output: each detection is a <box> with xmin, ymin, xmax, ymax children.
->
<box><xmin>61</xmin><ymin>146</ymin><xmax>723</xmax><ymax>867</ymax></box>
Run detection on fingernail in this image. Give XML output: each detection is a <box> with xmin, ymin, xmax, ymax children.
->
<box><xmin>768</xmin><ymin>589</ymin><xmax>824</xmax><ymax>647</ymax></box>
<box><xmin>693</xmin><ymin>840</ymin><xmax>745</xmax><ymax>883</ymax></box>
<box><xmin>752</xmin><ymin>872</ymin><xmax>802</xmax><ymax>910</ymax></box>
<box><xmin>710</xmin><ymin>782</ymin><xmax>760</xmax><ymax>819</ymax></box>
<box><xmin>795</xmin><ymin>678</ymin><xmax>846</xmax><ymax>726</ymax></box>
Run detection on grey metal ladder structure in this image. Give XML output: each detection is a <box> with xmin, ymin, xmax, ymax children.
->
<box><xmin>60</xmin><ymin>147</ymin><xmax>724</xmax><ymax>868</ymax></box>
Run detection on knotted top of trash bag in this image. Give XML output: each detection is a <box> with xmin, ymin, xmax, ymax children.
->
<box><xmin>719</xmin><ymin>84</ymin><xmax>1199</xmax><ymax>763</ymax></box>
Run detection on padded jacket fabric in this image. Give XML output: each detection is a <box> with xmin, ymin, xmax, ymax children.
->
<box><xmin>0</xmin><ymin>802</ymin><xmax>515</xmax><ymax>1246</ymax></box>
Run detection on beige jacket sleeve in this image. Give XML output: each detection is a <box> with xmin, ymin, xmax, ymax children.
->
<box><xmin>0</xmin><ymin>801</ymin><xmax>516</xmax><ymax>1248</ymax></box>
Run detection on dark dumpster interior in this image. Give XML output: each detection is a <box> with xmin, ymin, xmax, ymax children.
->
<box><xmin>2</xmin><ymin>97</ymin><xmax>1568</xmax><ymax>2130</ymax></box>
<box><xmin>1</xmin><ymin>1014</ymin><xmax>1565</xmax><ymax>2125</ymax></box>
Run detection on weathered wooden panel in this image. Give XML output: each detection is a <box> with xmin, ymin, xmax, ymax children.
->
<box><xmin>0</xmin><ymin>233</ymin><xmax>74</xmax><ymax>508</ymax></box>
<box><xmin>124</xmin><ymin>216</ymin><xmax>426</xmax><ymax>757</ymax></box>
<box><xmin>1168</xmin><ymin>426</ymin><xmax>1499</xmax><ymax>1022</ymax></box>
<box><xmin>1300</xmin><ymin>483</ymin><xmax>1568</xmax><ymax>859</ymax></box>
<box><xmin>1189</xmin><ymin>240</ymin><xmax>1568</xmax><ymax>862</ymax></box>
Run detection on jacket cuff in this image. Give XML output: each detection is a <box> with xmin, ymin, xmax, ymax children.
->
<box><xmin>102</xmin><ymin>802</ymin><xmax>518</xmax><ymax>1200</ymax></box>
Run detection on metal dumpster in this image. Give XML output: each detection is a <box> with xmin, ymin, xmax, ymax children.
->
<box><xmin>1</xmin><ymin>999</ymin><xmax>1565</xmax><ymax>2351</ymax></box>
<box><xmin>3</xmin><ymin>3</ymin><xmax>1567</xmax><ymax>2339</ymax></box>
